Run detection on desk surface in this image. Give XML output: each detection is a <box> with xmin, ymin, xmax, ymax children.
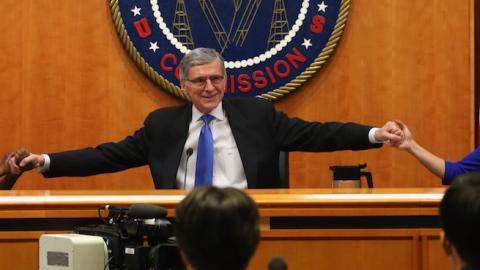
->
<box><xmin>0</xmin><ymin>188</ymin><xmax>446</xmax><ymax>218</ymax></box>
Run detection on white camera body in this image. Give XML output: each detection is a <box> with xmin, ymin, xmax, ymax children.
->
<box><xmin>39</xmin><ymin>234</ymin><xmax>109</xmax><ymax>270</ymax></box>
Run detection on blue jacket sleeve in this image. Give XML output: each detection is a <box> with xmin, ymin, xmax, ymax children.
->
<box><xmin>443</xmin><ymin>147</ymin><xmax>480</xmax><ymax>184</ymax></box>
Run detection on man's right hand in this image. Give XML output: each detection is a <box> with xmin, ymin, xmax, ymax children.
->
<box><xmin>7</xmin><ymin>149</ymin><xmax>44</xmax><ymax>175</ymax></box>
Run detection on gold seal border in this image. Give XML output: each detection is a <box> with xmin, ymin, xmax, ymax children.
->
<box><xmin>109</xmin><ymin>0</ymin><xmax>350</xmax><ymax>102</ymax></box>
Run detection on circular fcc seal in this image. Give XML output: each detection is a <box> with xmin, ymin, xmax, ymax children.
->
<box><xmin>109</xmin><ymin>0</ymin><xmax>350</xmax><ymax>101</ymax></box>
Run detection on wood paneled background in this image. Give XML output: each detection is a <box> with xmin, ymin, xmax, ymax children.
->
<box><xmin>0</xmin><ymin>0</ymin><xmax>474</xmax><ymax>189</ymax></box>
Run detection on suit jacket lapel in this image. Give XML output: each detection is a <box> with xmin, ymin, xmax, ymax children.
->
<box><xmin>162</xmin><ymin>103</ymin><xmax>191</xmax><ymax>188</ymax></box>
<box><xmin>223</xmin><ymin>99</ymin><xmax>258</xmax><ymax>188</ymax></box>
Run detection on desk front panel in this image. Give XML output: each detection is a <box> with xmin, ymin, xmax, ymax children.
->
<box><xmin>0</xmin><ymin>188</ymin><xmax>448</xmax><ymax>270</ymax></box>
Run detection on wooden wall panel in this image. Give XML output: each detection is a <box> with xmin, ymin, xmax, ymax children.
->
<box><xmin>276</xmin><ymin>0</ymin><xmax>474</xmax><ymax>188</ymax></box>
<box><xmin>0</xmin><ymin>0</ymin><xmax>474</xmax><ymax>189</ymax></box>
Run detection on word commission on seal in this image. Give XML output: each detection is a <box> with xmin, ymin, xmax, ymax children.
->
<box><xmin>111</xmin><ymin>0</ymin><xmax>349</xmax><ymax>100</ymax></box>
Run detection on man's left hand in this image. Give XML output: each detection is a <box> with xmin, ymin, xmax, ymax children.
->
<box><xmin>375</xmin><ymin>121</ymin><xmax>405</xmax><ymax>146</ymax></box>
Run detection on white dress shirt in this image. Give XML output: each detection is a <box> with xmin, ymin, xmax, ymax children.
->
<box><xmin>175</xmin><ymin>102</ymin><xmax>248</xmax><ymax>189</ymax></box>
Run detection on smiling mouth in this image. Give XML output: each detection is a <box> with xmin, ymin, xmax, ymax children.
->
<box><xmin>201</xmin><ymin>94</ymin><xmax>217</xmax><ymax>99</ymax></box>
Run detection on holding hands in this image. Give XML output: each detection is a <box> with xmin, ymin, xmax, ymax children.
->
<box><xmin>387</xmin><ymin>120</ymin><xmax>414</xmax><ymax>150</ymax></box>
<box><xmin>374</xmin><ymin>121</ymin><xmax>406</xmax><ymax>146</ymax></box>
<box><xmin>6</xmin><ymin>150</ymin><xmax>44</xmax><ymax>175</ymax></box>
<box><xmin>0</xmin><ymin>149</ymin><xmax>31</xmax><ymax>189</ymax></box>
<box><xmin>388</xmin><ymin>120</ymin><xmax>446</xmax><ymax>179</ymax></box>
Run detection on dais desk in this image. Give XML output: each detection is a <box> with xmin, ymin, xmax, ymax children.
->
<box><xmin>0</xmin><ymin>188</ymin><xmax>448</xmax><ymax>270</ymax></box>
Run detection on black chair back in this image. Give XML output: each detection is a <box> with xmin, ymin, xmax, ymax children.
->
<box><xmin>278</xmin><ymin>151</ymin><xmax>289</xmax><ymax>188</ymax></box>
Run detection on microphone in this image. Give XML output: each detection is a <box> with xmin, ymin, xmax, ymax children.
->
<box><xmin>183</xmin><ymin>148</ymin><xmax>194</xmax><ymax>189</ymax></box>
<box><xmin>127</xmin><ymin>203</ymin><xmax>167</xmax><ymax>219</ymax></box>
<box><xmin>268</xmin><ymin>257</ymin><xmax>287</xmax><ymax>270</ymax></box>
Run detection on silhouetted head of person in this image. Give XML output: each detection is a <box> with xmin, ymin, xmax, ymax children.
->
<box><xmin>440</xmin><ymin>171</ymin><xmax>480</xmax><ymax>270</ymax></box>
<box><xmin>175</xmin><ymin>186</ymin><xmax>260</xmax><ymax>270</ymax></box>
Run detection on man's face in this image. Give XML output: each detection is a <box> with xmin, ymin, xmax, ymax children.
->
<box><xmin>181</xmin><ymin>60</ymin><xmax>226</xmax><ymax>114</ymax></box>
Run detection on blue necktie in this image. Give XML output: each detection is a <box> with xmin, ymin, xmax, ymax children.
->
<box><xmin>195</xmin><ymin>114</ymin><xmax>214</xmax><ymax>186</ymax></box>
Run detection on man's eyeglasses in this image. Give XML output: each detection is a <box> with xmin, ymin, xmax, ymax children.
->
<box><xmin>186</xmin><ymin>75</ymin><xmax>225</xmax><ymax>88</ymax></box>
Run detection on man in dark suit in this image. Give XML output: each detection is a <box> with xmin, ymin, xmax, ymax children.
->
<box><xmin>8</xmin><ymin>48</ymin><xmax>404</xmax><ymax>189</ymax></box>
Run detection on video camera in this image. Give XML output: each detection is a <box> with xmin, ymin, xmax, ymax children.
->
<box><xmin>74</xmin><ymin>203</ymin><xmax>184</xmax><ymax>270</ymax></box>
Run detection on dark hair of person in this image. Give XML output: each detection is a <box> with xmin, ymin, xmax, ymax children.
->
<box><xmin>175</xmin><ymin>187</ymin><xmax>260</xmax><ymax>270</ymax></box>
<box><xmin>439</xmin><ymin>171</ymin><xmax>480</xmax><ymax>268</ymax></box>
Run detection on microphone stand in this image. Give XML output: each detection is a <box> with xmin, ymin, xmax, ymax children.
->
<box><xmin>184</xmin><ymin>148</ymin><xmax>193</xmax><ymax>189</ymax></box>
